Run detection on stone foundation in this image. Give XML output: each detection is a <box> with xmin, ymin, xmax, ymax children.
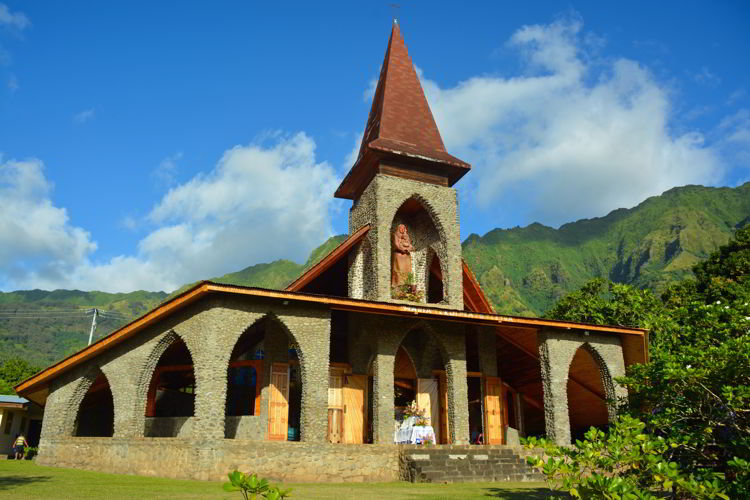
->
<box><xmin>37</xmin><ymin>437</ymin><xmax>401</xmax><ymax>482</ymax></box>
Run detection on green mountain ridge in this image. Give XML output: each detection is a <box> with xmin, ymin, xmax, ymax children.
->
<box><xmin>2</xmin><ymin>183</ymin><xmax>749</xmax><ymax>366</ymax></box>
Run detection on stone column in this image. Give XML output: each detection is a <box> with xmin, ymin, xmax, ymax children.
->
<box><xmin>371</xmin><ymin>349</ymin><xmax>396</xmax><ymax>444</ymax></box>
<box><xmin>278</xmin><ymin>309</ymin><xmax>331</xmax><ymax>443</ymax></box>
<box><xmin>444</xmin><ymin>350</ymin><xmax>470</xmax><ymax>444</ymax></box>
<box><xmin>538</xmin><ymin>329</ymin><xmax>572</xmax><ymax>445</ymax></box>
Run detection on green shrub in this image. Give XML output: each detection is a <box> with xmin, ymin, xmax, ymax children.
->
<box><xmin>523</xmin><ymin>416</ymin><xmax>730</xmax><ymax>500</ymax></box>
<box><xmin>222</xmin><ymin>470</ymin><xmax>292</xmax><ymax>500</ymax></box>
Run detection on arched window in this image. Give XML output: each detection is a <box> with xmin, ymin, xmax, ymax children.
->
<box><xmin>146</xmin><ymin>337</ymin><xmax>195</xmax><ymax>419</ymax></box>
<box><xmin>75</xmin><ymin>369</ymin><xmax>114</xmax><ymax>437</ymax></box>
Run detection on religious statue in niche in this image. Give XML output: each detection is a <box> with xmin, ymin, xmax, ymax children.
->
<box><xmin>391</xmin><ymin>224</ymin><xmax>424</xmax><ymax>302</ymax></box>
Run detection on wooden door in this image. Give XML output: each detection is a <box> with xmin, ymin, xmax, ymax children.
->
<box><xmin>328</xmin><ymin>367</ymin><xmax>344</xmax><ymax>443</ymax></box>
<box><xmin>485</xmin><ymin>376</ymin><xmax>503</xmax><ymax>444</ymax></box>
<box><xmin>343</xmin><ymin>374</ymin><xmax>367</xmax><ymax>444</ymax></box>
<box><xmin>417</xmin><ymin>378</ymin><xmax>440</xmax><ymax>444</ymax></box>
<box><xmin>268</xmin><ymin>363</ymin><xmax>290</xmax><ymax>440</ymax></box>
<box><xmin>438</xmin><ymin>372</ymin><xmax>450</xmax><ymax>444</ymax></box>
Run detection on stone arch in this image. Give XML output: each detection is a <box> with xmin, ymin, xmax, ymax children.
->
<box><xmin>136</xmin><ymin>330</ymin><xmax>198</xmax><ymax>437</ymax></box>
<box><xmin>60</xmin><ymin>364</ymin><xmax>110</xmax><ymax>437</ymax></box>
<box><xmin>565</xmin><ymin>342</ymin><xmax>618</xmax><ymax>440</ymax></box>
<box><xmin>424</xmin><ymin>246</ymin><xmax>445</xmax><ymax>303</ymax></box>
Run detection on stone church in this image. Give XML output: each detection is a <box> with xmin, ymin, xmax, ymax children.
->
<box><xmin>16</xmin><ymin>22</ymin><xmax>646</xmax><ymax>482</ymax></box>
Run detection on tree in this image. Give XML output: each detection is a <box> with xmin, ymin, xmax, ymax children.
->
<box><xmin>0</xmin><ymin>357</ymin><xmax>41</xmax><ymax>395</ymax></box>
<box><xmin>541</xmin><ymin>226</ymin><xmax>750</xmax><ymax>497</ymax></box>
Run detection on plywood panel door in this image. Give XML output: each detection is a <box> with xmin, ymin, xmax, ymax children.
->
<box><xmin>417</xmin><ymin>378</ymin><xmax>440</xmax><ymax>444</ymax></box>
<box><xmin>485</xmin><ymin>377</ymin><xmax>504</xmax><ymax>445</ymax></box>
<box><xmin>343</xmin><ymin>374</ymin><xmax>367</xmax><ymax>444</ymax></box>
<box><xmin>328</xmin><ymin>367</ymin><xmax>344</xmax><ymax>443</ymax></box>
<box><xmin>268</xmin><ymin>363</ymin><xmax>290</xmax><ymax>441</ymax></box>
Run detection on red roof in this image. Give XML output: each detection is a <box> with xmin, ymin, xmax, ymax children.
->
<box><xmin>335</xmin><ymin>22</ymin><xmax>470</xmax><ymax>199</ymax></box>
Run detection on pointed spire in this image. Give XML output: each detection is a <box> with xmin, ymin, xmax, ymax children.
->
<box><xmin>335</xmin><ymin>23</ymin><xmax>470</xmax><ymax>200</ymax></box>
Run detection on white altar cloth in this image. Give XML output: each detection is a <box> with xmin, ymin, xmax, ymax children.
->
<box><xmin>394</xmin><ymin>425</ymin><xmax>436</xmax><ymax>444</ymax></box>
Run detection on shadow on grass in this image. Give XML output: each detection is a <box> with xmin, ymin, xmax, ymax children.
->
<box><xmin>0</xmin><ymin>475</ymin><xmax>52</xmax><ymax>490</ymax></box>
<box><xmin>483</xmin><ymin>487</ymin><xmax>561</xmax><ymax>499</ymax></box>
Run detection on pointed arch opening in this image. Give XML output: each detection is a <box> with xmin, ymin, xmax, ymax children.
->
<box><xmin>394</xmin><ymin>327</ymin><xmax>450</xmax><ymax>444</ymax></box>
<box><xmin>144</xmin><ymin>336</ymin><xmax>195</xmax><ymax>437</ymax></box>
<box><xmin>390</xmin><ymin>196</ymin><xmax>446</xmax><ymax>303</ymax></box>
<box><xmin>567</xmin><ymin>344</ymin><xmax>611</xmax><ymax>441</ymax></box>
<box><xmin>74</xmin><ymin>368</ymin><xmax>114</xmax><ymax>437</ymax></box>
<box><xmin>427</xmin><ymin>250</ymin><xmax>444</xmax><ymax>304</ymax></box>
<box><xmin>224</xmin><ymin>318</ymin><xmax>265</xmax><ymax>439</ymax></box>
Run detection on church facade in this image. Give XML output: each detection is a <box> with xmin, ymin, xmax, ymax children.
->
<box><xmin>16</xmin><ymin>23</ymin><xmax>647</xmax><ymax>482</ymax></box>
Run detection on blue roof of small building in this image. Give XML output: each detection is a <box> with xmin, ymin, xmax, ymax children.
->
<box><xmin>0</xmin><ymin>395</ymin><xmax>28</xmax><ymax>404</ymax></box>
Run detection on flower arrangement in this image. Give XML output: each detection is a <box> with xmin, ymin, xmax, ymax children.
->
<box><xmin>403</xmin><ymin>400</ymin><xmax>430</xmax><ymax>426</ymax></box>
<box><xmin>391</xmin><ymin>273</ymin><xmax>425</xmax><ymax>302</ymax></box>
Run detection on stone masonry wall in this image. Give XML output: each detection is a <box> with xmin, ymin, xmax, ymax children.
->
<box><xmin>38</xmin><ymin>296</ymin><xmax>331</xmax><ymax>456</ymax></box>
<box><xmin>537</xmin><ymin>329</ymin><xmax>627</xmax><ymax>445</ymax></box>
<box><xmin>349</xmin><ymin>313</ymin><xmax>470</xmax><ymax>445</ymax></box>
<box><xmin>348</xmin><ymin>174</ymin><xmax>463</xmax><ymax>309</ymax></box>
<box><xmin>37</xmin><ymin>437</ymin><xmax>401</xmax><ymax>482</ymax></box>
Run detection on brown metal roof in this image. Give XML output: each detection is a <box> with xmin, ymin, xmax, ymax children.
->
<box><xmin>335</xmin><ymin>22</ymin><xmax>470</xmax><ymax>199</ymax></box>
<box><xmin>15</xmin><ymin>279</ymin><xmax>646</xmax><ymax>400</ymax></box>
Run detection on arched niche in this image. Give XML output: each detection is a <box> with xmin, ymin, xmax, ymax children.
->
<box><xmin>144</xmin><ymin>336</ymin><xmax>196</xmax><ymax>437</ymax></box>
<box><xmin>566</xmin><ymin>344</ymin><xmax>612</xmax><ymax>441</ymax></box>
<box><xmin>75</xmin><ymin>368</ymin><xmax>114</xmax><ymax>437</ymax></box>
<box><xmin>390</xmin><ymin>196</ymin><xmax>447</xmax><ymax>302</ymax></box>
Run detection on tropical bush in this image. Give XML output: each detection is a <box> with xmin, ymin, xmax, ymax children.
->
<box><xmin>223</xmin><ymin>470</ymin><xmax>292</xmax><ymax>500</ymax></box>
<box><xmin>535</xmin><ymin>225</ymin><xmax>750</xmax><ymax>498</ymax></box>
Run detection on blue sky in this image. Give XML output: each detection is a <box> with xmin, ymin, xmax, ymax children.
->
<box><xmin>0</xmin><ymin>1</ymin><xmax>748</xmax><ymax>293</ymax></box>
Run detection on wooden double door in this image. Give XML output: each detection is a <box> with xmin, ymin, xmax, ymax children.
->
<box><xmin>327</xmin><ymin>367</ymin><xmax>367</xmax><ymax>444</ymax></box>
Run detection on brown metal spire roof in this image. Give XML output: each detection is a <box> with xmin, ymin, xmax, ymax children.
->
<box><xmin>335</xmin><ymin>22</ymin><xmax>471</xmax><ymax>199</ymax></box>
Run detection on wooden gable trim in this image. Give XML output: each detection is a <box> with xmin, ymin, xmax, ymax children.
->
<box><xmin>16</xmin><ymin>280</ymin><xmax>646</xmax><ymax>399</ymax></box>
<box><xmin>285</xmin><ymin>225</ymin><xmax>371</xmax><ymax>292</ymax></box>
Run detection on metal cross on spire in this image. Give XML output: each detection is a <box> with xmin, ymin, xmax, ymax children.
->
<box><xmin>388</xmin><ymin>3</ymin><xmax>400</xmax><ymax>23</ymax></box>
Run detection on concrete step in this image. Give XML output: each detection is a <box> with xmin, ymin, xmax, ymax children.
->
<box><xmin>401</xmin><ymin>445</ymin><xmax>544</xmax><ymax>483</ymax></box>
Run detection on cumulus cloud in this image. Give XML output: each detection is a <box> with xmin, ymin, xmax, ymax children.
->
<box><xmin>417</xmin><ymin>18</ymin><xmax>722</xmax><ymax>226</ymax></box>
<box><xmin>0</xmin><ymin>3</ymin><xmax>29</xmax><ymax>30</ymax></box>
<box><xmin>1</xmin><ymin>133</ymin><xmax>340</xmax><ymax>292</ymax></box>
<box><xmin>0</xmin><ymin>158</ymin><xmax>97</xmax><ymax>288</ymax></box>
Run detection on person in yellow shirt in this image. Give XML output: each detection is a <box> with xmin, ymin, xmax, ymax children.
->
<box><xmin>13</xmin><ymin>434</ymin><xmax>27</xmax><ymax>460</ymax></box>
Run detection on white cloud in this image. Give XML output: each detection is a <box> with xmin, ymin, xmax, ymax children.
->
<box><xmin>0</xmin><ymin>158</ymin><xmax>97</xmax><ymax>288</ymax></box>
<box><xmin>152</xmin><ymin>152</ymin><xmax>182</xmax><ymax>186</ymax></box>
<box><xmin>0</xmin><ymin>3</ymin><xmax>29</xmax><ymax>30</ymax></box>
<box><xmin>415</xmin><ymin>18</ymin><xmax>722</xmax><ymax>226</ymax></box>
<box><xmin>72</xmin><ymin>108</ymin><xmax>95</xmax><ymax>124</ymax></box>
<box><xmin>1</xmin><ymin>133</ymin><xmax>340</xmax><ymax>292</ymax></box>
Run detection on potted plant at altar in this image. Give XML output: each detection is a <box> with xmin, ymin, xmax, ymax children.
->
<box><xmin>403</xmin><ymin>400</ymin><xmax>430</xmax><ymax>426</ymax></box>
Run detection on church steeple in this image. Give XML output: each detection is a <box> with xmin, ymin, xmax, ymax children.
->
<box><xmin>334</xmin><ymin>22</ymin><xmax>471</xmax><ymax>200</ymax></box>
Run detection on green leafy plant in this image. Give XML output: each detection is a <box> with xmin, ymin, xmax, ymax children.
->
<box><xmin>23</xmin><ymin>446</ymin><xmax>37</xmax><ymax>460</ymax></box>
<box><xmin>524</xmin><ymin>416</ymin><xmax>730</xmax><ymax>499</ymax></box>
<box><xmin>222</xmin><ymin>470</ymin><xmax>292</xmax><ymax>500</ymax></box>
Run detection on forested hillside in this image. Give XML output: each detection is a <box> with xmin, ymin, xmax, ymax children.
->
<box><xmin>1</xmin><ymin>183</ymin><xmax>748</xmax><ymax>366</ymax></box>
<box><xmin>463</xmin><ymin>183</ymin><xmax>750</xmax><ymax>315</ymax></box>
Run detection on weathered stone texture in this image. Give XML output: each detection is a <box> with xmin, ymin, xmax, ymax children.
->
<box><xmin>538</xmin><ymin>329</ymin><xmax>627</xmax><ymax>445</ymax></box>
<box><xmin>38</xmin><ymin>437</ymin><xmax>401</xmax><ymax>482</ymax></box>
<box><xmin>350</xmin><ymin>313</ymin><xmax>470</xmax><ymax>445</ymax></box>
<box><xmin>348</xmin><ymin>174</ymin><xmax>463</xmax><ymax>309</ymax></box>
<box><xmin>39</xmin><ymin>296</ymin><xmax>331</xmax><ymax>452</ymax></box>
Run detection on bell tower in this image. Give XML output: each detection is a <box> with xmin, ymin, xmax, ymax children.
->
<box><xmin>338</xmin><ymin>21</ymin><xmax>471</xmax><ymax>309</ymax></box>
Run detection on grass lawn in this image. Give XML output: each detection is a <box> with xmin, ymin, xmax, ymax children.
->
<box><xmin>0</xmin><ymin>459</ymin><xmax>555</xmax><ymax>499</ymax></box>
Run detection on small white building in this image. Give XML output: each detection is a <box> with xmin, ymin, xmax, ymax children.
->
<box><xmin>0</xmin><ymin>395</ymin><xmax>43</xmax><ymax>455</ymax></box>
